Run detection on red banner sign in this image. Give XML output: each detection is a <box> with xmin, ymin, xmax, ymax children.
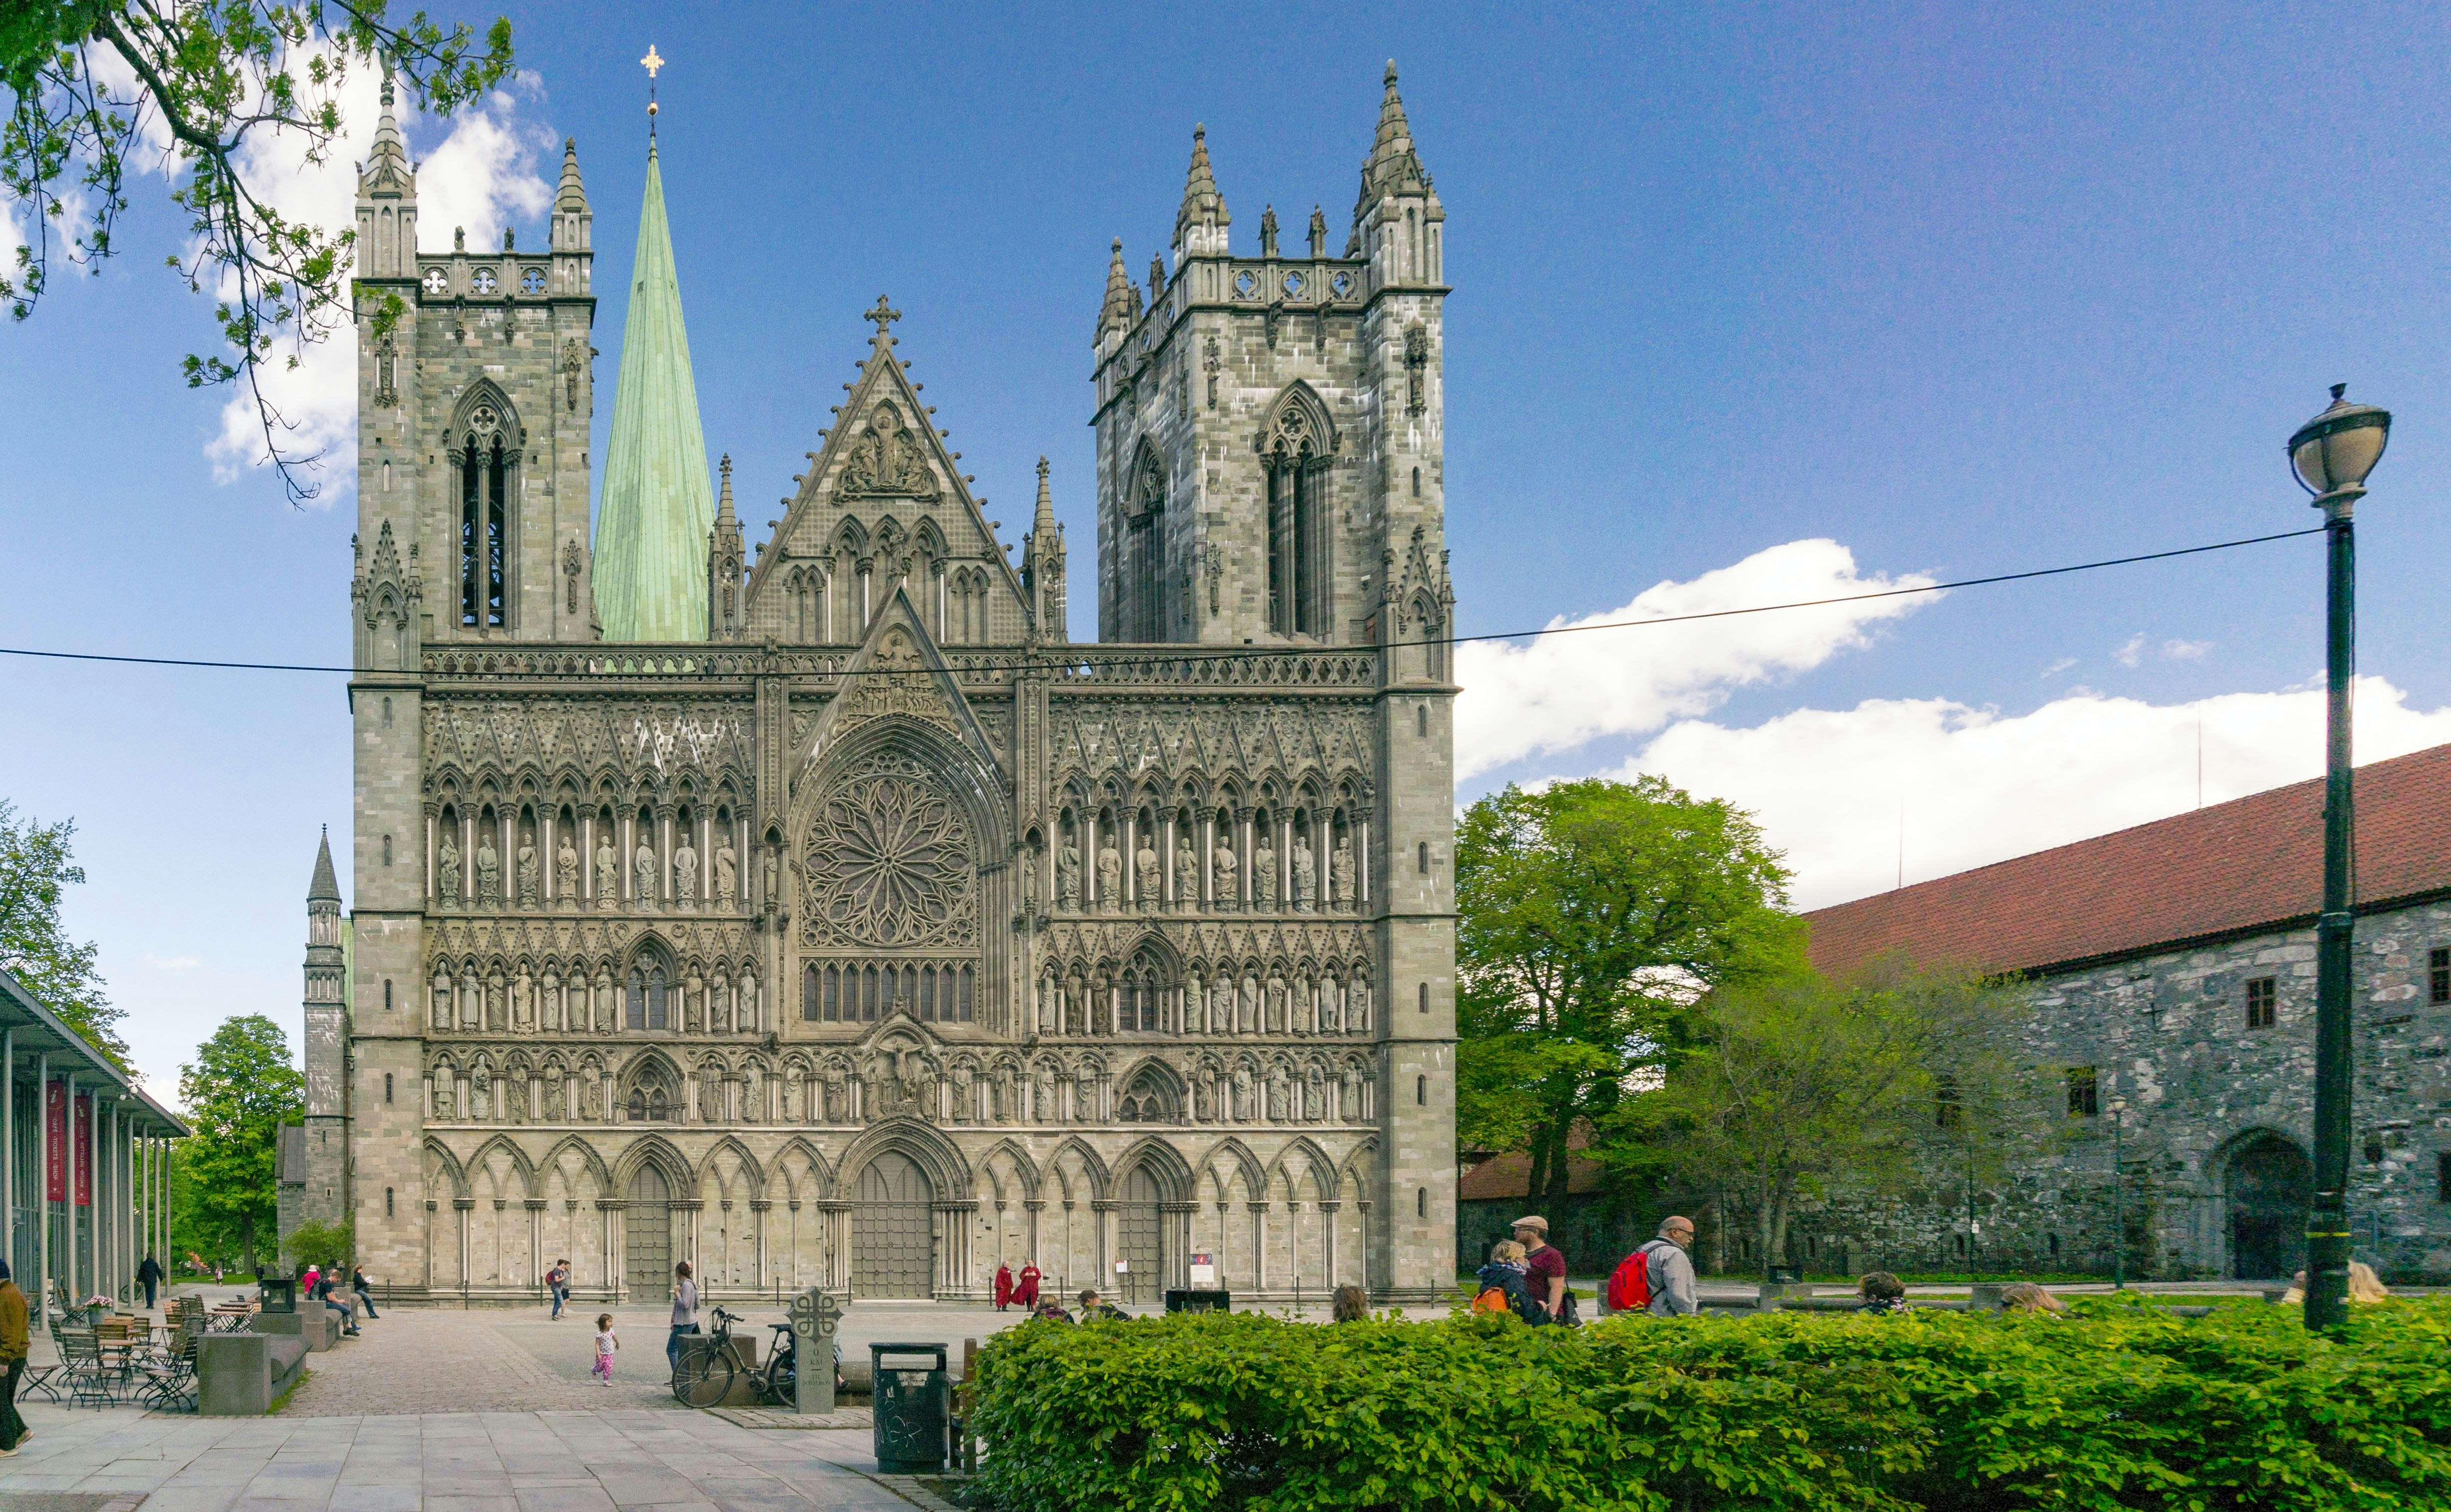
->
<box><xmin>43</xmin><ymin>1081</ymin><xmax>64</xmax><ymax>1203</ymax></box>
<box><xmin>73</xmin><ymin>1093</ymin><xmax>91</xmax><ymax>1207</ymax></box>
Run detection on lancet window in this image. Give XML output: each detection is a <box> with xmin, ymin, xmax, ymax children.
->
<box><xmin>1263</xmin><ymin>396</ymin><xmax>1329</xmax><ymax>637</ymax></box>
<box><xmin>625</xmin><ymin>962</ymin><xmax>669</xmax><ymax>1031</ymax></box>
<box><xmin>458</xmin><ymin>420</ymin><xmax>509</xmax><ymax>629</ymax></box>
<box><xmin>1127</xmin><ymin>449</ymin><xmax>1167</xmax><ymax>641</ymax></box>
<box><xmin>803</xmin><ymin>960</ymin><xmax>975</xmax><ymax>1024</ymax></box>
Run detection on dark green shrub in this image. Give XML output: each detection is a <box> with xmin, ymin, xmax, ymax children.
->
<box><xmin>968</xmin><ymin>1298</ymin><xmax>2451</xmax><ymax>1511</ymax></box>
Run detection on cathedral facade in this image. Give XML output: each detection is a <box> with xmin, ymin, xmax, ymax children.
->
<box><xmin>303</xmin><ymin>66</ymin><xmax>1459</xmax><ymax>1304</ymax></box>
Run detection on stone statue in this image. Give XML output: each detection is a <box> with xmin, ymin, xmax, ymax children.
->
<box><xmin>556</xmin><ymin>836</ymin><xmax>579</xmax><ymax>904</ymax></box>
<box><xmin>432</xmin><ymin>1081</ymin><xmax>454</xmax><ymax>1119</ymax></box>
<box><xmin>634</xmin><ymin>841</ymin><xmax>658</xmax><ymax>909</ymax></box>
<box><xmin>1291</xmin><ymin>836</ymin><xmax>1315</xmax><ymax>914</ymax></box>
<box><xmin>1095</xmin><ymin>841</ymin><xmax>1122</xmax><ymax>914</ymax></box>
<box><xmin>516</xmin><ymin>838</ymin><xmax>539</xmax><ymax>909</ymax></box>
<box><xmin>1266</xmin><ymin>971</ymin><xmax>1287</xmax><ymax>1034</ymax></box>
<box><xmin>1134</xmin><ymin>839</ymin><xmax>1160</xmax><ymax>913</ymax></box>
<box><xmin>714</xmin><ymin>836</ymin><xmax>737</xmax><ymax>908</ymax></box>
<box><xmin>438</xmin><ymin>835</ymin><xmax>462</xmax><ymax>904</ymax></box>
<box><xmin>1212</xmin><ymin>839</ymin><xmax>1238</xmax><ymax>911</ymax></box>
<box><xmin>1332</xmin><ymin>837</ymin><xmax>1354</xmax><ymax>911</ymax></box>
<box><xmin>1056</xmin><ymin>839</ymin><xmax>1081</xmax><ymax>911</ymax></box>
<box><xmin>823</xmin><ymin>1064</ymin><xmax>846</xmax><ymax>1122</ymax></box>
<box><xmin>1231</xmin><ymin>1063</ymin><xmax>1253</xmax><ymax>1121</ymax></box>
<box><xmin>675</xmin><ymin>838</ymin><xmax>699</xmax><ymax>906</ymax></box>
<box><xmin>1033</xmin><ymin>1062</ymin><xmax>1056</xmax><ymax>1120</ymax></box>
<box><xmin>595</xmin><ymin>837</ymin><xmax>618</xmax><ymax>910</ymax></box>
<box><xmin>1341</xmin><ymin>1062</ymin><xmax>1365</xmax><ymax>1121</ymax></box>
<box><xmin>1304</xmin><ymin>1063</ymin><xmax>1326</xmax><ymax>1121</ymax></box>
<box><xmin>1175</xmin><ymin>838</ymin><xmax>1199</xmax><ymax>910</ymax></box>
<box><xmin>1214</xmin><ymin>971</ymin><xmax>1235</xmax><ymax>1034</ymax></box>
<box><xmin>762</xmin><ymin>847</ymin><xmax>778</xmax><ymax>903</ymax></box>
<box><xmin>1252</xmin><ymin>836</ymin><xmax>1277</xmax><ymax>909</ymax></box>
<box><xmin>951</xmin><ymin>1061</ymin><xmax>975</xmax><ymax>1123</ymax></box>
<box><xmin>476</xmin><ymin>836</ymin><xmax>500</xmax><ymax>905</ymax></box>
<box><xmin>1020</xmin><ymin>846</ymin><xmax>1038</xmax><ymax>909</ymax></box>
<box><xmin>1265</xmin><ymin>1069</ymin><xmax>1286</xmax><ymax>1122</ymax></box>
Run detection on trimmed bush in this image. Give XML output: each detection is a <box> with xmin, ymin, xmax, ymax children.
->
<box><xmin>968</xmin><ymin>1297</ymin><xmax>2451</xmax><ymax>1511</ymax></box>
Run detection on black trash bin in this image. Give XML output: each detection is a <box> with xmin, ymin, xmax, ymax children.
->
<box><xmin>1164</xmin><ymin>1289</ymin><xmax>1232</xmax><ymax>1313</ymax></box>
<box><xmin>871</xmin><ymin>1342</ymin><xmax>949</xmax><ymax>1474</ymax></box>
<box><xmin>258</xmin><ymin>1277</ymin><xmax>298</xmax><ymax>1314</ymax></box>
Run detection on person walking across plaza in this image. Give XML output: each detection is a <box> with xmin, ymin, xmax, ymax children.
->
<box><xmin>137</xmin><ymin>1253</ymin><xmax>164</xmax><ymax>1310</ymax></box>
<box><xmin>1015</xmin><ymin>1262</ymin><xmax>1041</xmax><ymax>1310</ymax></box>
<box><xmin>0</xmin><ymin>1260</ymin><xmax>27</xmax><ymax>1456</ymax></box>
<box><xmin>1512</xmin><ymin>1216</ymin><xmax>1572</xmax><ymax>1324</ymax></box>
<box><xmin>1635</xmin><ymin>1216</ymin><xmax>1700</xmax><ymax>1317</ymax></box>
<box><xmin>993</xmin><ymin>1263</ymin><xmax>1015</xmax><ymax>1311</ymax></box>
<box><xmin>592</xmin><ymin>1314</ymin><xmax>619</xmax><ymax>1385</ymax></box>
<box><xmin>546</xmin><ymin>1260</ymin><xmax>569</xmax><ymax>1320</ymax></box>
<box><xmin>667</xmin><ymin>1261</ymin><xmax>700</xmax><ymax>1379</ymax></box>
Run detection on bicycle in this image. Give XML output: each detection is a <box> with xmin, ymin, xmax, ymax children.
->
<box><xmin>754</xmin><ymin>1320</ymin><xmax>845</xmax><ymax>1406</ymax></box>
<box><xmin>671</xmin><ymin>1307</ymin><xmax>746</xmax><ymax>1408</ymax></box>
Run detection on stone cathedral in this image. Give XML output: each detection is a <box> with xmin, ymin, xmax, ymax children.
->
<box><xmin>299</xmin><ymin>65</ymin><xmax>1457</xmax><ymax>1305</ymax></box>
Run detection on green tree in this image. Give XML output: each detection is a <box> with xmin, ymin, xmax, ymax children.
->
<box><xmin>0</xmin><ymin>800</ymin><xmax>128</xmax><ymax>1069</ymax></box>
<box><xmin>1626</xmin><ymin>962</ymin><xmax>2039</xmax><ymax>1276</ymax></box>
<box><xmin>1456</xmin><ymin>777</ymin><xmax>1802</xmax><ymax>1214</ymax></box>
<box><xmin>178</xmin><ymin>1014</ymin><xmax>300</xmax><ymax>1275</ymax></box>
<box><xmin>2</xmin><ymin>1</ymin><xmax>514</xmax><ymax>501</ymax></box>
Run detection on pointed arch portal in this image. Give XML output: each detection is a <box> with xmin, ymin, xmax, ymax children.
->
<box><xmin>852</xmin><ymin>1149</ymin><xmax>935</xmax><ymax>1297</ymax></box>
<box><xmin>624</xmin><ymin>1163</ymin><xmax>673</xmax><ymax>1290</ymax></box>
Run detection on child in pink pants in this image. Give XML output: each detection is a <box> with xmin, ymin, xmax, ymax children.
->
<box><xmin>592</xmin><ymin>1314</ymin><xmax>618</xmax><ymax>1384</ymax></box>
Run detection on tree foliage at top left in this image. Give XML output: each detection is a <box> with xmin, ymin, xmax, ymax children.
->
<box><xmin>0</xmin><ymin>2</ymin><xmax>513</xmax><ymax>502</ymax></box>
<box><xmin>0</xmin><ymin>800</ymin><xmax>128</xmax><ymax>1070</ymax></box>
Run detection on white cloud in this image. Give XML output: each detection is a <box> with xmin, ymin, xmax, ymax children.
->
<box><xmin>202</xmin><ymin>70</ymin><xmax>554</xmax><ymax>496</ymax></box>
<box><xmin>141</xmin><ymin>954</ymin><xmax>202</xmax><ymax>972</ymax></box>
<box><xmin>1454</xmin><ymin>539</ymin><xmax>1938</xmax><ymax>778</ymax></box>
<box><xmin>1608</xmin><ymin>676</ymin><xmax>2451</xmax><ymax>911</ymax></box>
<box><xmin>2041</xmin><ymin>657</ymin><xmax>2077</xmax><ymax>678</ymax></box>
<box><xmin>2164</xmin><ymin>639</ymin><xmax>2214</xmax><ymax>661</ymax></box>
<box><xmin>2113</xmin><ymin>633</ymin><xmax>2146</xmax><ymax>668</ymax></box>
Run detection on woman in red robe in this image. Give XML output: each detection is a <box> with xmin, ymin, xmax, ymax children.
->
<box><xmin>1015</xmin><ymin>1263</ymin><xmax>1041</xmax><ymax>1310</ymax></box>
<box><xmin>992</xmin><ymin>1264</ymin><xmax>1015</xmax><ymax>1311</ymax></box>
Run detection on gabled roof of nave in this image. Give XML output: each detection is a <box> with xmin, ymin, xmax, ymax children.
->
<box><xmin>743</xmin><ymin>306</ymin><xmax>1031</xmax><ymax>629</ymax></box>
<box><xmin>787</xmin><ymin>582</ymin><xmax>1009</xmax><ymax>803</ymax></box>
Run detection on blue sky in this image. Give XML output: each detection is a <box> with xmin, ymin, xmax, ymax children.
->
<box><xmin>9</xmin><ymin>0</ymin><xmax>2451</xmax><ymax>1093</ymax></box>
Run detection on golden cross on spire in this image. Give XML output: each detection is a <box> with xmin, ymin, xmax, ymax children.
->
<box><xmin>641</xmin><ymin>44</ymin><xmax>665</xmax><ymax>79</ymax></box>
<box><xmin>865</xmin><ymin>294</ymin><xmax>902</xmax><ymax>339</ymax></box>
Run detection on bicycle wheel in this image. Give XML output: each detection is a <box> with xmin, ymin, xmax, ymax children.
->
<box><xmin>673</xmin><ymin>1342</ymin><xmax>735</xmax><ymax>1408</ymax></box>
<box><xmin>760</xmin><ymin>1349</ymin><xmax>795</xmax><ymax>1406</ymax></box>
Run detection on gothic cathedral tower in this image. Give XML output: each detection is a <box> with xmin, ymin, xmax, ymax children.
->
<box><xmin>342</xmin><ymin>80</ymin><xmax>600</xmax><ymax>1283</ymax></box>
<box><xmin>1091</xmin><ymin>63</ymin><xmax>1458</xmax><ymax>1291</ymax></box>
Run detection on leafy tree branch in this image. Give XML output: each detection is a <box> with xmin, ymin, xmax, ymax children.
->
<box><xmin>1</xmin><ymin>1</ymin><xmax>513</xmax><ymax>503</ymax></box>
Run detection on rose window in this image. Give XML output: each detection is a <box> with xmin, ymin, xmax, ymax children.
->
<box><xmin>802</xmin><ymin>765</ymin><xmax>976</xmax><ymax>950</ymax></box>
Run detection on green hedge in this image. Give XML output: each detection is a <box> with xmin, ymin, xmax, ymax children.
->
<box><xmin>968</xmin><ymin>1298</ymin><xmax>2451</xmax><ymax>1511</ymax></box>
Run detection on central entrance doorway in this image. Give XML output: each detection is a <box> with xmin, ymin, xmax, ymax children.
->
<box><xmin>1115</xmin><ymin>1167</ymin><xmax>1163</xmax><ymax>1306</ymax></box>
<box><xmin>852</xmin><ymin>1151</ymin><xmax>934</xmax><ymax>1297</ymax></box>
<box><xmin>2226</xmin><ymin>1135</ymin><xmax>2312</xmax><ymax>1280</ymax></box>
<box><xmin>625</xmin><ymin>1165</ymin><xmax>673</xmax><ymax>1292</ymax></box>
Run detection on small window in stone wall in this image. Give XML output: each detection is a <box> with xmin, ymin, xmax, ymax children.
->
<box><xmin>2432</xmin><ymin>947</ymin><xmax>2450</xmax><ymax>1005</ymax></box>
<box><xmin>2439</xmin><ymin>1152</ymin><xmax>2451</xmax><ymax>1203</ymax></box>
<box><xmin>2046</xmin><ymin>1232</ymin><xmax>2060</xmax><ymax>1256</ymax></box>
<box><xmin>2246</xmin><ymin>976</ymin><xmax>2277</xmax><ymax>1029</ymax></box>
<box><xmin>2066</xmin><ymin>1066</ymin><xmax>2099</xmax><ymax>1117</ymax></box>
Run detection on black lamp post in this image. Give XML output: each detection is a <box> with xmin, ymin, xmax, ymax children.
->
<box><xmin>2288</xmin><ymin>384</ymin><xmax>2391</xmax><ymax>1332</ymax></box>
<box><xmin>2107</xmin><ymin>1097</ymin><xmax>2126</xmax><ymax>1291</ymax></box>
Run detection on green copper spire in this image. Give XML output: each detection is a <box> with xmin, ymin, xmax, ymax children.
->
<box><xmin>594</xmin><ymin>136</ymin><xmax>714</xmax><ymax>642</ymax></box>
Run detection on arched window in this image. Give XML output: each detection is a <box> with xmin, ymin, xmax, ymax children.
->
<box><xmin>1128</xmin><ymin>450</ymin><xmax>1167</xmax><ymax>640</ymax></box>
<box><xmin>625</xmin><ymin>1089</ymin><xmax>646</xmax><ymax>1121</ymax></box>
<box><xmin>1263</xmin><ymin>396</ymin><xmax>1329</xmax><ymax>636</ymax></box>
<box><xmin>626</xmin><ymin>962</ymin><xmax>669</xmax><ymax>1031</ymax></box>
<box><xmin>459</xmin><ymin>429</ymin><xmax>508</xmax><ymax>628</ymax></box>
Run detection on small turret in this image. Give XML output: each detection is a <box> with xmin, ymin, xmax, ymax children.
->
<box><xmin>708</xmin><ymin>453</ymin><xmax>744</xmax><ymax>640</ymax></box>
<box><xmin>353</xmin><ymin>74</ymin><xmax>417</xmax><ymax>278</ymax></box>
<box><xmin>1096</xmin><ymin>238</ymin><xmax>1135</xmax><ymax>345</ymax></box>
<box><xmin>1351</xmin><ymin>61</ymin><xmax>1444</xmax><ymax>288</ymax></box>
<box><xmin>551</xmin><ymin>136</ymin><xmax>591</xmax><ymax>250</ymax></box>
<box><xmin>1022</xmin><ymin>455</ymin><xmax>1068</xmax><ymax>642</ymax></box>
<box><xmin>1172</xmin><ymin>124</ymin><xmax>1230</xmax><ymax>263</ymax></box>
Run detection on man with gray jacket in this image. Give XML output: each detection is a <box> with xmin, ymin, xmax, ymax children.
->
<box><xmin>1641</xmin><ymin>1216</ymin><xmax>1699</xmax><ymax>1316</ymax></box>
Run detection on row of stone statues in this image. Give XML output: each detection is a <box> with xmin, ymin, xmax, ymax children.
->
<box><xmin>436</xmin><ymin>829</ymin><xmax>740</xmax><ymax>912</ymax></box>
<box><xmin>1050</xmin><ymin>832</ymin><xmax>1355</xmax><ymax>914</ymax></box>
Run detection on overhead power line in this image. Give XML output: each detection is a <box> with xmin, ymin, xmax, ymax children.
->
<box><xmin>0</xmin><ymin>525</ymin><xmax>2324</xmax><ymax>679</ymax></box>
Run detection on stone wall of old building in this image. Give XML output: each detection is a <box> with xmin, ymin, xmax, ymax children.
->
<box><xmin>1755</xmin><ymin>898</ymin><xmax>2451</xmax><ymax>1283</ymax></box>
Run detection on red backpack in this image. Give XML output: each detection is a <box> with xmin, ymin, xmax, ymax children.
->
<box><xmin>1606</xmin><ymin>1243</ymin><xmax>1664</xmax><ymax>1313</ymax></box>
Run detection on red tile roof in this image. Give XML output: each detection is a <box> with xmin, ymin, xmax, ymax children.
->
<box><xmin>1458</xmin><ymin>1140</ymin><xmax>1609</xmax><ymax>1201</ymax></box>
<box><xmin>1805</xmin><ymin>742</ymin><xmax>2451</xmax><ymax>979</ymax></box>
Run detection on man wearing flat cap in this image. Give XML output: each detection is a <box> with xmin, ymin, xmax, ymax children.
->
<box><xmin>1511</xmin><ymin>1215</ymin><xmax>1568</xmax><ymax>1323</ymax></box>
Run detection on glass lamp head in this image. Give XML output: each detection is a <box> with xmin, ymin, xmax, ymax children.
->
<box><xmin>2291</xmin><ymin>384</ymin><xmax>2391</xmax><ymax>498</ymax></box>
